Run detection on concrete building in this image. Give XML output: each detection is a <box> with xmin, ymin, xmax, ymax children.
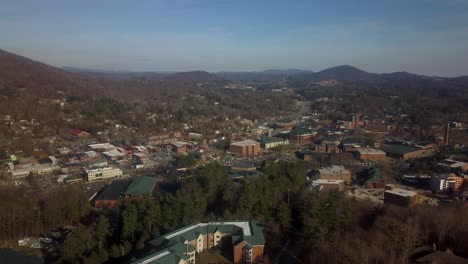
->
<box><xmin>131</xmin><ymin>220</ymin><xmax>265</xmax><ymax>264</ymax></box>
<box><xmin>355</xmin><ymin>148</ymin><xmax>386</xmax><ymax>161</ymax></box>
<box><xmin>188</xmin><ymin>133</ymin><xmax>203</xmax><ymax>140</ymax></box>
<box><xmin>309</xmin><ymin>179</ymin><xmax>345</xmax><ymax>192</ymax></box>
<box><xmin>430</xmin><ymin>174</ymin><xmax>464</xmax><ymax>192</ymax></box>
<box><xmin>380</xmin><ymin>144</ymin><xmax>434</xmax><ymax>160</ymax></box>
<box><xmin>317</xmin><ymin>165</ymin><xmax>352</xmax><ymax>184</ymax></box>
<box><xmin>229</xmin><ymin>140</ymin><xmax>260</xmax><ymax>157</ymax></box>
<box><xmin>85</xmin><ymin>167</ymin><xmax>123</xmax><ymax>182</ymax></box>
<box><xmin>384</xmin><ymin>186</ymin><xmax>420</xmax><ymax>207</ymax></box>
<box><xmin>260</xmin><ymin>137</ymin><xmax>289</xmax><ymax>149</ymax></box>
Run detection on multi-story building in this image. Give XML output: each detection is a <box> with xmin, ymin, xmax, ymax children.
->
<box><xmin>289</xmin><ymin>128</ymin><xmax>314</xmax><ymax>144</ymax></box>
<box><xmin>380</xmin><ymin>144</ymin><xmax>434</xmax><ymax>160</ymax></box>
<box><xmin>355</xmin><ymin>148</ymin><xmax>386</xmax><ymax>161</ymax></box>
<box><xmin>260</xmin><ymin>137</ymin><xmax>289</xmax><ymax>149</ymax></box>
<box><xmin>317</xmin><ymin>165</ymin><xmax>352</xmax><ymax>184</ymax></box>
<box><xmin>430</xmin><ymin>174</ymin><xmax>464</xmax><ymax>192</ymax></box>
<box><xmin>131</xmin><ymin>220</ymin><xmax>265</xmax><ymax>264</ymax></box>
<box><xmin>384</xmin><ymin>186</ymin><xmax>420</xmax><ymax>207</ymax></box>
<box><xmin>229</xmin><ymin>140</ymin><xmax>260</xmax><ymax>157</ymax></box>
<box><xmin>357</xmin><ymin>167</ymin><xmax>384</xmax><ymax>188</ymax></box>
<box><xmin>85</xmin><ymin>167</ymin><xmax>123</xmax><ymax>182</ymax></box>
<box><xmin>309</xmin><ymin>179</ymin><xmax>345</xmax><ymax>192</ymax></box>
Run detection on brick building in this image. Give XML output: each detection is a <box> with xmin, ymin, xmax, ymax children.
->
<box><xmin>131</xmin><ymin>220</ymin><xmax>265</xmax><ymax>264</ymax></box>
<box><xmin>317</xmin><ymin>165</ymin><xmax>352</xmax><ymax>184</ymax></box>
<box><xmin>289</xmin><ymin>128</ymin><xmax>314</xmax><ymax>144</ymax></box>
<box><xmin>229</xmin><ymin>140</ymin><xmax>260</xmax><ymax>157</ymax></box>
<box><xmin>355</xmin><ymin>148</ymin><xmax>386</xmax><ymax>161</ymax></box>
<box><xmin>384</xmin><ymin>186</ymin><xmax>420</xmax><ymax>207</ymax></box>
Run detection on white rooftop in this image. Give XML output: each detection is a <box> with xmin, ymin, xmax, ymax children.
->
<box><xmin>385</xmin><ymin>188</ymin><xmax>418</xmax><ymax>197</ymax></box>
<box><xmin>356</xmin><ymin>148</ymin><xmax>386</xmax><ymax>155</ymax></box>
<box><xmin>165</xmin><ymin>221</ymin><xmax>252</xmax><ymax>239</ymax></box>
<box><xmin>231</xmin><ymin>140</ymin><xmax>259</xmax><ymax>147</ymax></box>
<box><xmin>319</xmin><ymin>165</ymin><xmax>350</xmax><ymax>174</ymax></box>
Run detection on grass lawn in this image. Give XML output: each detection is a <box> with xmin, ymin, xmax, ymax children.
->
<box><xmin>197</xmin><ymin>250</ymin><xmax>233</xmax><ymax>264</ymax></box>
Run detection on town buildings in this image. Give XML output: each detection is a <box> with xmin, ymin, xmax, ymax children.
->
<box><xmin>131</xmin><ymin>220</ymin><xmax>265</xmax><ymax>264</ymax></box>
<box><xmin>289</xmin><ymin>128</ymin><xmax>314</xmax><ymax>144</ymax></box>
<box><xmin>317</xmin><ymin>165</ymin><xmax>352</xmax><ymax>184</ymax></box>
<box><xmin>357</xmin><ymin>167</ymin><xmax>385</xmax><ymax>188</ymax></box>
<box><xmin>260</xmin><ymin>137</ymin><xmax>289</xmax><ymax>149</ymax></box>
<box><xmin>381</xmin><ymin>144</ymin><xmax>434</xmax><ymax>160</ymax></box>
<box><xmin>309</xmin><ymin>179</ymin><xmax>345</xmax><ymax>192</ymax></box>
<box><xmin>94</xmin><ymin>175</ymin><xmax>160</xmax><ymax>207</ymax></box>
<box><xmin>354</xmin><ymin>148</ymin><xmax>386</xmax><ymax>161</ymax></box>
<box><xmin>229</xmin><ymin>140</ymin><xmax>260</xmax><ymax>157</ymax></box>
<box><xmin>430</xmin><ymin>174</ymin><xmax>464</xmax><ymax>192</ymax></box>
<box><xmin>384</xmin><ymin>186</ymin><xmax>420</xmax><ymax>207</ymax></box>
<box><xmin>85</xmin><ymin>167</ymin><xmax>123</xmax><ymax>182</ymax></box>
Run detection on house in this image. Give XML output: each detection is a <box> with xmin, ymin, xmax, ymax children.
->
<box><xmin>260</xmin><ymin>137</ymin><xmax>289</xmax><ymax>149</ymax></box>
<box><xmin>384</xmin><ymin>186</ymin><xmax>420</xmax><ymax>207</ymax></box>
<box><xmin>229</xmin><ymin>140</ymin><xmax>260</xmax><ymax>157</ymax></box>
<box><xmin>67</xmin><ymin>129</ymin><xmax>90</xmax><ymax>138</ymax></box>
<box><xmin>130</xmin><ymin>220</ymin><xmax>265</xmax><ymax>264</ymax></box>
<box><xmin>317</xmin><ymin>165</ymin><xmax>352</xmax><ymax>184</ymax></box>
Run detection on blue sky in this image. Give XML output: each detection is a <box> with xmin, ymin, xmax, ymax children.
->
<box><xmin>1</xmin><ymin>0</ymin><xmax>468</xmax><ymax>76</ymax></box>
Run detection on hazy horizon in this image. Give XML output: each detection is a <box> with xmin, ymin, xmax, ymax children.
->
<box><xmin>1</xmin><ymin>0</ymin><xmax>468</xmax><ymax>77</ymax></box>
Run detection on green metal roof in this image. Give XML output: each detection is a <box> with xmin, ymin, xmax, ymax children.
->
<box><xmin>380</xmin><ymin>145</ymin><xmax>421</xmax><ymax>156</ymax></box>
<box><xmin>290</xmin><ymin>128</ymin><xmax>313</xmax><ymax>136</ymax></box>
<box><xmin>260</xmin><ymin>137</ymin><xmax>287</xmax><ymax>144</ymax></box>
<box><xmin>134</xmin><ymin>220</ymin><xmax>265</xmax><ymax>264</ymax></box>
<box><xmin>124</xmin><ymin>175</ymin><xmax>158</xmax><ymax>196</ymax></box>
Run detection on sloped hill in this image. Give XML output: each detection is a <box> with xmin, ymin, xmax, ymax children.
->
<box><xmin>314</xmin><ymin>65</ymin><xmax>378</xmax><ymax>81</ymax></box>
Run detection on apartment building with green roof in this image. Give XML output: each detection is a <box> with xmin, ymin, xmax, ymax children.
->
<box><xmin>131</xmin><ymin>220</ymin><xmax>265</xmax><ymax>264</ymax></box>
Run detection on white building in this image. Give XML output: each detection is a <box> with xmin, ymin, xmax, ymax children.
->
<box><xmin>85</xmin><ymin>167</ymin><xmax>123</xmax><ymax>182</ymax></box>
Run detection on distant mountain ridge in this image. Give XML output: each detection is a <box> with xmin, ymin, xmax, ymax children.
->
<box><xmin>1</xmin><ymin>48</ymin><xmax>467</xmax><ymax>95</ymax></box>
